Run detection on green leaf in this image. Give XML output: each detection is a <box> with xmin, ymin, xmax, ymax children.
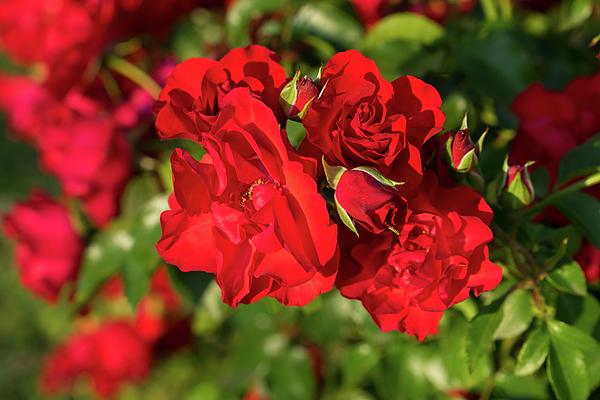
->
<box><xmin>121</xmin><ymin>193</ymin><xmax>169</xmax><ymax>308</ymax></box>
<box><xmin>556</xmin><ymin>134</ymin><xmax>600</xmax><ymax>187</ymax></box>
<box><xmin>547</xmin><ymin>341</ymin><xmax>588</xmax><ymax>400</ymax></box>
<box><xmin>515</xmin><ymin>324</ymin><xmax>550</xmax><ymax>376</ymax></box>
<box><xmin>545</xmin><ymin>258</ymin><xmax>587</xmax><ymax>296</ymax></box>
<box><xmin>377</xmin><ymin>343</ymin><xmax>430</xmax><ymax>400</ymax></box>
<box><xmin>455</xmin><ymin>30</ymin><xmax>535</xmax><ymax>107</ymax></box>
<box><xmin>290</xmin><ymin>3</ymin><xmax>364</xmax><ymax>52</ymax></box>
<box><xmin>556</xmin><ymin>294</ymin><xmax>600</xmax><ymax>339</ymax></box>
<box><xmin>225</xmin><ymin>0</ymin><xmax>287</xmax><ymax>48</ymax></box>
<box><xmin>362</xmin><ymin>12</ymin><xmax>445</xmax><ymax>50</ymax></box>
<box><xmin>119</xmin><ymin>172</ymin><xmax>161</xmax><ymax>218</ymax></box>
<box><xmin>342</xmin><ymin>344</ymin><xmax>380</xmax><ymax>388</ymax></box>
<box><xmin>547</xmin><ymin>319</ymin><xmax>600</xmax><ymax>399</ymax></box>
<box><xmin>558</xmin><ymin>0</ymin><xmax>594</xmax><ymax>30</ymax></box>
<box><xmin>494</xmin><ymin>289</ymin><xmax>534</xmax><ymax>340</ymax></box>
<box><xmin>75</xmin><ymin>222</ymin><xmax>131</xmax><ymax>307</ymax></box>
<box><xmin>554</xmin><ymin>191</ymin><xmax>600</xmax><ymax>251</ymax></box>
<box><xmin>466</xmin><ymin>298</ymin><xmax>504</xmax><ymax>372</ymax></box>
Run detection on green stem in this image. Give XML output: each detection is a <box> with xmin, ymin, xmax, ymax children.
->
<box><xmin>525</xmin><ymin>168</ymin><xmax>600</xmax><ymax>219</ymax></box>
<box><xmin>105</xmin><ymin>55</ymin><xmax>162</xmax><ymax>100</ymax></box>
<box><xmin>499</xmin><ymin>0</ymin><xmax>513</xmax><ymax>21</ymax></box>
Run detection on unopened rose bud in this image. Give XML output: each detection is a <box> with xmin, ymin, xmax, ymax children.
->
<box><xmin>279</xmin><ymin>67</ymin><xmax>321</xmax><ymax>122</ymax></box>
<box><xmin>442</xmin><ymin>114</ymin><xmax>487</xmax><ymax>173</ymax></box>
<box><xmin>498</xmin><ymin>157</ymin><xmax>535</xmax><ymax>211</ymax></box>
<box><xmin>323</xmin><ymin>158</ymin><xmax>405</xmax><ymax>235</ymax></box>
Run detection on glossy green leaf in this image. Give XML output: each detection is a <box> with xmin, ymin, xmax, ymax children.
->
<box><xmin>290</xmin><ymin>3</ymin><xmax>364</xmax><ymax>52</ymax></box>
<box><xmin>494</xmin><ymin>289</ymin><xmax>534</xmax><ymax>340</ymax></box>
<box><xmin>548</xmin><ymin>319</ymin><xmax>600</xmax><ymax>391</ymax></box>
<box><xmin>515</xmin><ymin>324</ymin><xmax>550</xmax><ymax>376</ymax></box>
<box><xmin>492</xmin><ymin>373</ymin><xmax>550</xmax><ymax>399</ymax></box>
<box><xmin>466</xmin><ymin>298</ymin><xmax>504</xmax><ymax>372</ymax></box>
<box><xmin>556</xmin><ymin>134</ymin><xmax>600</xmax><ymax>187</ymax></box>
<box><xmin>545</xmin><ymin>258</ymin><xmax>587</xmax><ymax>297</ymax></box>
<box><xmin>555</xmin><ymin>191</ymin><xmax>600</xmax><ymax>251</ymax></box>
<box><xmin>225</xmin><ymin>0</ymin><xmax>287</xmax><ymax>48</ymax></box>
<box><xmin>362</xmin><ymin>12</ymin><xmax>445</xmax><ymax>51</ymax></box>
<box><xmin>547</xmin><ymin>320</ymin><xmax>592</xmax><ymax>400</ymax></box>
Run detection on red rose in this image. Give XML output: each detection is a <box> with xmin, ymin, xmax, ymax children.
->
<box><xmin>335</xmin><ymin>171</ymin><xmax>502</xmax><ymax>340</ymax></box>
<box><xmin>575</xmin><ymin>239</ymin><xmax>600</xmax><ymax>284</ymax></box>
<box><xmin>2</xmin><ymin>190</ymin><xmax>83</xmax><ymax>303</ymax></box>
<box><xmin>153</xmin><ymin>44</ymin><xmax>287</xmax><ymax>141</ymax></box>
<box><xmin>40</xmin><ymin>321</ymin><xmax>152</xmax><ymax>399</ymax></box>
<box><xmin>510</xmin><ymin>72</ymin><xmax>600</xmax><ymax>186</ymax></box>
<box><xmin>156</xmin><ymin>88</ymin><xmax>339</xmax><ymax>307</ymax></box>
<box><xmin>301</xmin><ymin>50</ymin><xmax>444</xmax><ymax>198</ymax></box>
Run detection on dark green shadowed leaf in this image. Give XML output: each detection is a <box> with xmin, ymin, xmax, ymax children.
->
<box><xmin>545</xmin><ymin>258</ymin><xmax>587</xmax><ymax>297</ymax></box>
<box><xmin>225</xmin><ymin>0</ymin><xmax>287</xmax><ymax>48</ymax></box>
<box><xmin>555</xmin><ymin>192</ymin><xmax>600</xmax><ymax>251</ymax></box>
<box><xmin>556</xmin><ymin>133</ymin><xmax>600</xmax><ymax>187</ymax></box>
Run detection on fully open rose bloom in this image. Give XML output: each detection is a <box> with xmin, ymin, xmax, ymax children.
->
<box><xmin>301</xmin><ymin>50</ymin><xmax>444</xmax><ymax>198</ymax></box>
<box><xmin>335</xmin><ymin>171</ymin><xmax>502</xmax><ymax>340</ymax></box>
<box><xmin>2</xmin><ymin>190</ymin><xmax>83</xmax><ymax>303</ymax></box>
<box><xmin>153</xmin><ymin>45</ymin><xmax>287</xmax><ymax>141</ymax></box>
<box><xmin>157</xmin><ymin>88</ymin><xmax>339</xmax><ymax>307</ymax></box>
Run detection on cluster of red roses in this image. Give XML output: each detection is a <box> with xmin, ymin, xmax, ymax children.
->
<box><xmin>154</xmin><ymin>45</ymin><xmax>503</xmax><ymax>341</ymax></box>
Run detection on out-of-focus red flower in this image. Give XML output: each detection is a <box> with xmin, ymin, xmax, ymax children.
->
<box><xmin>510</xmin><ymin>72</ymin><xmax>600</xmax><ymax>186</ymax></box>
<box><xmin>2</xmin><ymin>190</ymin><xmax>83</xmax><ymax>303</ymax></box>
<box><xmin>0</xmin><ymin>0</ymin><xmax>224</xmax><ymax>98</ymax></box>
<box><xmin>157</xmin><ymin>88</ymin><xmax>339</xmax><ymax>308</ymax></box>
<box><xmin>153</xmin><ymin>44</ymin><xmax>287</xmax><ymax>141</ymax></box>
<box><xmin>575</xmin><ymin>239</ymin><xmax>600</xmax><ymax>284</ymax></box>
<box><xmin>348</xmin><ymin>0</ymin><xmax>388</xmax><ymax>30</ymax></box>
<box><xmin>335</xmin><ymin>171</ymin><xmax>501</xmax><ymax>340</ymax></box>
<box><xmin>40</xmin><ymin>321</ymin><xmax>152</xmax><ymax>399</ymax></box>
<box><xmin>0</xmin><ymin>76</ymin><xmax>133</xmax><ymax>227</ymax></box>
<box><xmin>301</xmin><ymin>49</ymin><xmax>444</xmax><ymax>198</ymax></box>
<box><xmin>348</xmin><ymin>0</ymin><xmax>475</xmax><ymax>29</ymax></box>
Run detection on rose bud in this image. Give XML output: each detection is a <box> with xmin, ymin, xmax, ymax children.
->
<box><xmin>323</xmin><ymin>158</ymin><xmax>407</xmax><ymax>235</ymax></box>
<box><xmin>279</xmin><ymin>67</ymin><xmax>321</xmax><ymax>122</ymax></box>
<box><xmin>498</xmin><ymin>156</ymin><xmax>535</xmax><ymax>211</ymax></box>
<box><xmin>442</xmin><ymin>114</ymin><xmax>487</xmax><ymax>173</ymax></box>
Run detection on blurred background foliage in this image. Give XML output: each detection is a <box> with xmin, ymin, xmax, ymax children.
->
<box><xmin>2</xmin><ymin>0</ymin><xmax>600</xmax><ymax>399</ymax></box>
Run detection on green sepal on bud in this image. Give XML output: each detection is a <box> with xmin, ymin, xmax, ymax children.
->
<box><xmin>322</xmin><ymin>157</ymin><xmax>405</xmax><ymax>236</ymax></box>
<box><xmin>442</xmin><ymin>113</ymin><xmax>488</xmax><ymax>174</ymax></box>
<box><xmin>498</xmin><ymin>156</ymin><xmax>536</xmax><ymax>211</ymax></box>
<box><xmin>279</xmin><ymin>66</ymin><xmax>322</xmax><ymax>122</ymax></box>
